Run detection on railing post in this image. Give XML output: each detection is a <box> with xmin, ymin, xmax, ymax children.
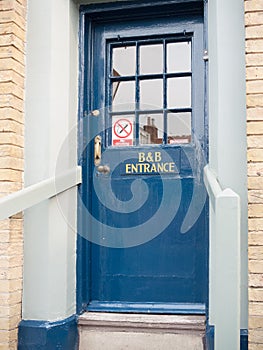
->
<box><xmin>215</xmin><ymin>189</ymin><xmax>241</xmax><ymax>350</ymax></box>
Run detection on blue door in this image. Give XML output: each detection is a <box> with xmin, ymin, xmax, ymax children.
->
<box><xmin>79</xmin><ymin>2</ymin><xmax>208</xmax><ymax>314</ymax></box>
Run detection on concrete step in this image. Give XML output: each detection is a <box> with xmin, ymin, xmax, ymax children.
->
<box><xmin>78</xmin><ymin>312</ymin><xmax>206</xmax><ymax>350</ymax></box>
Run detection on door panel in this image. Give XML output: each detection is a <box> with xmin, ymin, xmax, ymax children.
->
<box><xmin>80</xmin><ymin>7</ymin><xmax>208</xmax><ymax>313</ymax></box>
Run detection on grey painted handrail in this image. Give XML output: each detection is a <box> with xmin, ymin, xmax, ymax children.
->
<box><xmin>204</xmin><ymin>165</ymin><xmax>241</xmax><ymax>350</ymax></box>
<box><xmin>0</xmin><ymin>166</ymin><xmax>82</xmax><ymax>220</ymax></box>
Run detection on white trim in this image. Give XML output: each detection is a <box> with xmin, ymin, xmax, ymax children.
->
<box><xmin>0</xmin><ymin>167</ymin><xmax>82</xmax><ymax>220</ymax></box>
<box><xmin>204</xmin><ymin>165</ymin><xmax>241</xmax><ymax>350</ymax></box>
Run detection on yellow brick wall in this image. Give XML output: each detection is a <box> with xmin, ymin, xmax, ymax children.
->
<box><xmin>245</xmin><ymin>0</ymin><xmax>263</xmax><ymax>348</ymax></box>
<box><xmin>0</xmin><ymin>0</ymin><xmax>26</xmax><ymax>348</ymax></box>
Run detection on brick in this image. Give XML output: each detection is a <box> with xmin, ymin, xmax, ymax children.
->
<box><xmin>0</xmin><ymin>290</ymin><xmax>22</xmax><ymax>307</ymax></box>
<box><xmin>247</xmin><ymin>67</ymin><xmax>263</xmax><ymax>80</ymax></box>
<box><xmin>246</xmin><ymin>12</ymin><xmax>263</xmax><ymax>27</ymax></box>
<box><xmin>248</xmin><ymin>343</ymin><xmax>263</xmax><ymax>350</ymax></box>
<box><xmin>246</xmin><ymin>39</ymin><xmax>263</xmax><ymax>54</ymax></box>
<box><xmin>0</xmin><ymin>229</ymin><xmax>22</xmax><ymax>244</ymax></box>
<box><xmin>0</xmin><ymin>11</ymin><xmax>26</xmax><ymax>31</ymax></box>
<box><xmin>0</xmin><ymin>119</ymin><xmax>23</xmax><ymax>135</ymax></box>
<box><xmin>249</xmin><ymin>232</ymin><xmax>263</xmax><ymax>246</ymax></box>
<box><xmin>250</xmin><ymin>274</ymin><xmax>263</xmax><ymax>287</ymax></box>
<box><xmin>249</xmin><ymin>218</ymin><xmax>263</xmax><ymax>231</ymax></box>
<box><xmin>247</xmin><ymin>81</ymin><xmax>263</xmax><ymax>95</ymax></box>
<box><xmin>0</xmin><ymin>279</ymin><xmax>22</xmax><ymax>294</ymax></box>
<box><xmin>250</xmin><ymin>302</ymin><xmax>263</xmax><ymax>316</ymax></box>
<box><xmin>0</xmin><ymin>94</ymin><xmax>24</xmax><ymax>112</ymax></box>
<box><xmin>248</xmin><ymin>176</ymin><xmax>263</xmax><ymax>189</ymax></box>
<box><xmin>0</xmin><ymin>58</ymin><xmax>24</xmax><ymax>77</ymax></box>
<box><xmin>0</xmin><ymin>82</ymin><xmax>24</xmax><ymax>100</ymax></box>
<box><xmin>0</xmin><ymin>157</ymin><xmax>23</xmax><ymax>171</ymax></box>
<box><xmin>0</xmin><ymin>313</ymin><xmax>21</xmax><ymax>331</ymax></box>
<box><xmin>0</xmin><ymin>34</ymin><xmax>25</xmax><ymax>55</ymax></box>
<box><xmin>0</xmin><ymin>22</ymin><xmax>25</xmax><ymax>41</ymax></box>
<box><xmin>247</xmin><ymin>94</ymin><xmax>263</xmax><ymax>108</ymax></box>
<box><xmin>250</xmin><ymin>315</ymin><xmax>263</xmax><ymax>329</ymax></box>
<box><xmin>0</xmin><ymin>303</ymin><xmax>20</xmax><ymax>318</ymax></box>
<box><xmin>0</xmin><ymin>219</ymin><xmax>22</xmax><ymax>231</ymax></box>
<box><xmin>249</xmin><ymin>204</ymin><xmax>263</xmax><ymax>217</ymax></box>
<box><xmin>249</xmin><ymin>246</ymin><xmax>263</xmax><ymax>259</ymax></box>
<box><xmin>248</xmin><ymin>135</ymin><xmax>263</xmax><ymax>148</ymax></box>
<box><xmin>248</xmin><ymin>163</ymin><xmax>263</xmax><ymax>176</ymax></box>
<box><xmin>0</xmin><ymin>328</ymin><xmax>17</xmax><ymax>344</ymax></box>
<box><xmin>249</xmin><ymin>288</ymin><xmax>263</xmax><ymax>302</ymax></box>
<box><xmin>249</xmin><ymin>259</ymin><xmax>263</xmax><ymax>273</ymax></box>
<box><xmin>0</xmin><ymin>243</ymin><xmax>23</xmax><ymax>257</ymax></box>
<box><xmin>0</xmin><ymin>266</ymin><xmax>22</xmax><ymax>281</ymax></box>
<box><xmin>245</xmin><ymin>0</ymin><xmax>263</xmax><ymax>12</ymax></box>
<box><xmin>0</xmin><ymin>145</ymin><xmax>23</xmax><ymax>159</ymax></box>
<box><xmin>248</xmin><ymin>121</ymin><xmax>263</xmax><ymax>134</ymax></box>
<box><xmin>247</xmin><ymin>53</ymin><xmax>263</xmax><ymax>67</ymax></box>
<box><xmin>246</xmin><ymin>25</ymin><xmax>263</xmax><ymax>39</ymax></box>
<box><xmin>0</xmin><ymin>1</ymin><xmax>27</xmax><ymax>19</ymax></box>
<box><xmin>250</xmin><ymin>329</ymin><xmax>263</xmax><ymax>344</ymax></box>
<box><xmin>248</xmin><ymin>149</ymin><xmax>263</xmax><ymax>162</ymax></box>
<box><xmin>249</xmin><ymin>190</ymin><xmax>263</xmax><ymax>203</ymax></box>
<box><xmin>247</xmin><ymin>107</ymin><xmax>263</xmax><ymax>121</ymax></box>
<box><xmin>0</xmin><ymin>255</ymin><xmax>23</xmax><ymax>269</ymax></box>
<box><xmin>0</xmin><ymin>169</ymin><xmax>22</xmax><ymax>182</ymax></box>
<box><xmin>0</xmin><ymin>46</ymin><xmax>24</xmax><ymax>64</ymax></box>
<box><xmin>0</xmin><ymin>70</ymin><xmax>24</xmax><ymax>89</ymax></box>
<box><xmin>0</xmin><ymin>108</ymin><xmax>23</xmax><ymax>124</ymax></box>
<box><xmin>0</xmin><ymin>133</ymin><xmax>23</xmax><ymax>147</ymax></box>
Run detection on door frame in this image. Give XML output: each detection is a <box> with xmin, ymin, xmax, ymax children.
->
<box><xmin>77</xmin><ymin>0</ymin><xmax>208</xmax><ymax>315</ymax></box>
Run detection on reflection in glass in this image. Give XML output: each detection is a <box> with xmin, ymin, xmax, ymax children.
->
<box><xmin>140</xmin><ymin>44</ymin><xmax>163</xmax><ymax>75</ymax></box>
<box><xmin>167</xmin><ymin>113</ymin><xmax>191</xmax><ymax>144</ymax></box>
<box><xmin>167</xmin><ymin>77</ymin><xmax>191</xmax><ymax>108</ymax></box>
<box><xmin>112</xmin><ymin>46</ymin><xmax>136</xmax><ymax>76</ymax></box>
<box><xmin>139</xmin><ymin>114</ymin><xmax>163</xmax><ymax>144</ymax></box>
<box><xmin>140</xmin><ymin>79</ymin><xmax>163</xmax><ymax>110</ymax></box>
<box><xmin>112</xmin><ymin>81</ymin><xmax>135</xmax><ymax>111</ymax></box>
<box><xmin>167</xmin><ymin>42</ymin><xmax>191</xmax><ymax>73</ymax></box>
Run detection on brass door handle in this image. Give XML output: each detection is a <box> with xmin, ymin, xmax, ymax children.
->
<box><xmin>94</xmin><ymin>136</ymin><xmax>111</xmax><ymax>174</ymax></box>
<box><xmin>94</xmin><ymin>135</ymin><xmax>102</xmax><ymax>166</ymax></box>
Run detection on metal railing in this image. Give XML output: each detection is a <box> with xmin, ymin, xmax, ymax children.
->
<box><xmin>0</xmin><ymin>166</ymin><xmax>82</xmax><ymax>220</ymax></box>
<box><xmin>204</xmin><ymin>165</ymin><xmax>241</xmax><ymax>350</ymax></box>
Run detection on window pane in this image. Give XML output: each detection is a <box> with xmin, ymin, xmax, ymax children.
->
<box><xmin>140</xmin><ymin>79</ymin><xmax>163</xmax><ymax>110</ymax></box>
<box><xmin>112</xmin><ymin>46</ymin><xmax>136</xmax><ymax>76</ymax></box>
<box><xmin>167</xmin><ymin>112</ymin><xmax>191</xmax><ymax>144</ymax></box>
<box><xmin>140</xmin><ymin>44</ymin><xmax>163</xmax><ymax>75</ymax></box>
<box><xmin>167</xmin><ymin>42</ymin><xmax>191</xmax><ymax>73</ymax></box>
<box><xmin>139</xmin><ymin>114</ymin><xmax>163</xmax><ymax>144</ymax></box>
<box><xmin>167</xmin><ymin>77</ymin><xmax>191</xmax><ymax>109</ymax></box>
<box><xmin>112</xmin><ymin>81</ymin><xmax>135</xmax><ymax>111</ymax></box>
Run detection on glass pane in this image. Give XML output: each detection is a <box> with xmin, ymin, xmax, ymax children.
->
<box><xmin>139</xmin><ymin>114</ymin><xmax>163</xmax><ymax>144</ymax></box>
<box><xmin>140</xmin><ymin>79</ymin><xmax>163</xmax><ymax>110</ymax></box>
<box><xmin>167</xmin><ymin>77</ymin><xmax>191</xmax><ymax>108</ymax></box>
<box><xmin>112</xmin><ymin>46</ymin><xmax>136</xmax><ymax>76</ymax></box>
<box><xmin>112</xmin><ymin>81</ymin><xmax>135</xmax><ymax>111</ymax></box>
<box><xmin>167</xmin><ymin>42</ymin><xmax>191</xmax><ymax>73</ymax></box>
<box><xmin>167</xmin><ymin>112</ymin><xmax>191</xmax><ymax>144</ymax></box>
<box><xmin>140</xmin><ymin>44</ymin><xmax>163</xmax><ymax>75</ymax></box>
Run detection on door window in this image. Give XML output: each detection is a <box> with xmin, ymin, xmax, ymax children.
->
<box><xmin>109</xmin><ymin>38</ymin><xmax>192</xmax><ymax>146</ymax></box>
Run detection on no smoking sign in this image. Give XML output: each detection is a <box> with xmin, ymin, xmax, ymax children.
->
<box><xmin>112</xmin><ymin>117</ymin><xmax>134</xmax><ymax>146</ymax></box>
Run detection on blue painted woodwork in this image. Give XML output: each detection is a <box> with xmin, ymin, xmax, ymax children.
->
<box><xmin>78</xmin><ymin>0</ymin><xmax>208</xmax><ymax>315</ymax></box>
<box><xmin>18</xmin><ymin>315</ymin><xmax>78</xmax><ymax>350</ymax></box>
<box><xmin>205</xmin><ymin>326</ymin><xmax>248</xmax><ymax>350</ymax></box>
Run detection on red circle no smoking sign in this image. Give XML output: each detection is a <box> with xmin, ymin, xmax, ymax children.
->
<box><xmin>112</xmin><ymin>118</ymin><xmax>133</xmax><ymax>146</ymax></box>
